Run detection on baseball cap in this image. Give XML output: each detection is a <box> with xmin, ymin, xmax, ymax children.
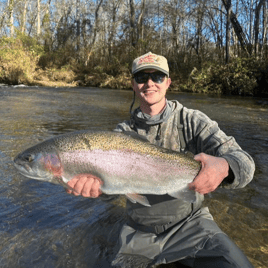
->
<box><xmin>132</xmin><ymin>52</ymin><xmax>169</xmax><ymax>76</ymax></box>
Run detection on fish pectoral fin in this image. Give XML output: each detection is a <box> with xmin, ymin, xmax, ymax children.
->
<box><xmin>126</xmin><ymin>193</ymin><xmax>151</xmax><ymax>207</ymax></box>
<box><xmin>61</xmin><ymin>175</ymin><xmax>71</xmax><ymax>183</ymax></box>
<box><xmin>168</xmin><ymin>186</ymin><xmax>196</xmax><ymax>203</ymax></box>
<box><xmin>59</xmin><ymin>176</ymin><xmax>80</xmax><ymax>194</ymax></box>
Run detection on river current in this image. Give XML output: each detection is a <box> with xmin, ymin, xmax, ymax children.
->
<box><xmin>0</xmin><ymin>85</ymin><xmax>267</xmax><ymax>267</ymax></box>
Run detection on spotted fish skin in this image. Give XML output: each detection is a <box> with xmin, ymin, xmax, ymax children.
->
<box><xmin>14</xmin><ymin>130</ymin><xmax>201</xmax><ymax>206</ymax></box>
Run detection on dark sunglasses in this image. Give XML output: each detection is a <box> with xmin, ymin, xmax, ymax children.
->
<box><xmin>133</xmin><ymin>72</ymin><xmax>167</xmax><ymax>84</ymax></box>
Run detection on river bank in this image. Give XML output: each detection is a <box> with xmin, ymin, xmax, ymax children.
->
<box><xmin>1</xmin><ymin>36</ymin><xmax>268</xmax><ymax>95</ymax></box>
<box><xmin>27</xmin><ymin>68</ymin><xmax>134</xmax><ymax>89</ymax></box>
<box><xmin>3</xmin><ymin>64</ymin><xmax>267</xmax><ymax>98</ymax></box>
<box><xmin>2</xmin><ymin>61</ymin><xmax>268</xmax><ymax>97</ymax></box>
<box><xmin>1</xmin><ymin>64</ymin><xmax>186</xmax><ymax>91</ymax></box>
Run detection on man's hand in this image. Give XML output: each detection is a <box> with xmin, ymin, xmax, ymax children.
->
<box><xmin>66</xmin><ymin>174</ymin><xmax>102</xmax><ymax>198</ymax></box>
<box><xmin>189</xmin><ymin>153</ymin><xmax>229</xmax><ymax>195</ymax></box>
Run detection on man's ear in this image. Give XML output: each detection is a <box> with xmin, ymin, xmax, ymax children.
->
<box><xmin>167</xmin><ymin>77</ymin><xmax>172</xmax><ymax>87</ymax></box>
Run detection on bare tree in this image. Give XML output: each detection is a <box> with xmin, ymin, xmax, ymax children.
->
<box><xmin>84</xmin><ymin>0</ymin><xmax>104</xmax><ymax>66</ymax></box>
<box><xmin>1</xmin><ymin>0</ymin><xmax>268</xmax><ymax>76</ymax></box>
<box><xmin>8</xmin><ymin>0</ymin><xmax>14</xmax><ymax>37</ymax></box>
<box><xmin>221</xmin><ymin>0</ymin><xmax>250</xmax><ymax>55</ymax></box>
<box><xmin>37</xmin><ymin>0</ymin><xmax>40</xmax><ymax>35</ymax></box>
<box><xmin>225</xmin><ymin>0</ymin><xmax>231</xmax><ymax>63</ymax></box>
<box><xmin>261</xmin><ymin>0</ymin><xmax>267</xmax><ymax>57</ymax></box>
<box><xmin>129</xmin><ymin>0</ymin><xmax>146</xmax><ymax>48</ymax></box>
<box><xmin>21</xmin><ymin>0</ymin><xmax>28</xmax><ymax>34</ymax></box>
<box><xmin>76</xmin><ymin>0</ymin><xmax>81</xmax><ymax>50</ymax></box>
<box><xmin>254</xmin><ymin>0</ymin><xmax>266</xmax><ymax>56</ymax></box>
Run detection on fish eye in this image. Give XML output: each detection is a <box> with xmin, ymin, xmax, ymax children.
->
<box><xmin>23</xmin><ymin>154</ymin><xmax>35</xmax><ymax>162</ymax></box>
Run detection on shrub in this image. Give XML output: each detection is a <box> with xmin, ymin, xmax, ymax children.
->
<box><xmin>187</xmin><ymin>57</ymin><xmax>268</xmax><ymax>96</ymax></box>
<box><xmin>0</xmin><ymin>36</ymin><xmax>40</xmax><ymax>84</ymax></box>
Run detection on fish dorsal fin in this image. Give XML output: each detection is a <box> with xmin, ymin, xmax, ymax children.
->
<box><xmin>126</xmin><ymin>193</ymin><xmax>151</xmax><ymax>207</ymax></box>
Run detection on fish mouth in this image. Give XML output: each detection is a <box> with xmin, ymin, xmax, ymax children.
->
<box><xmin>14</xmin><ymin>162</ymin><xmax>32</xmax><ymax>175</ymax></box>
<box><xmin>15</xmin><ymin>164</ymin><xmax>77</xmax><ymax>192</ymax></box>
<box><xmin>14</xmin><ymin>162</ymin><xmax>51</xmax><ymax>182</ymax></box>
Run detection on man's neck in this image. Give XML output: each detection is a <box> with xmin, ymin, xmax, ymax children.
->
<box><xmin>140</xmin><ymin>99</ymin><xmax>167</xmax><ymax>116</ymax></box>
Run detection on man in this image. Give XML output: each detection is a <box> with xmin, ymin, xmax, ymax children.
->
<box><xmin>67</xmin><ymin>52</ymin><xmax>255</xmax><ymax>268</ymax></box>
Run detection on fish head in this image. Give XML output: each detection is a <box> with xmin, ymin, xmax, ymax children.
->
<box><xmin>14</xmin><ymin>141</ymin><xmax>62</xmax><ymax>184</ymax></box>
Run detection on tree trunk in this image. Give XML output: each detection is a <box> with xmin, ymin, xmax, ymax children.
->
<box><xmin>254</xmin><ymin>0</ymin><xmax>265</xmax><ymax>56</ymax></box>
<box><xmin>129</xmin><ymin>0</ymin><xmax>136</xmax><ymax>47</ymax></box>
<box><xmin>43</xmin><ymin>0</ymin><xmax>52</xmax><ymax>51</ymax></box>
<box><xmin>21</xmin><ymin>0</ymin><xmax>28</xmax><ymax>34</ymax></box>
<box><xmin>170</xmin><ymin>0</ymin><xmax>179</xmax><ymax>57</ymax></box>
<box><xmin>84</xmin><ymin>0</ymin><xmax>104</xmax><ymax>66</ymax></box>
<box><xmin>221</xmin><ymin>0</ymin><xmax>250</xmax><ymax>55</ymax></box>
<box><xmin>261</xmin><ymin>1</ymin><xmax>267</xmax><ymax>57</ymax></box>
<box><xmin>225</xmin><ymin>0</ymin><xmax>231</xmax><ymax>63</ymax></box>
<box><xmin>137</xmin><ymin>0</ymin><xmax>146</xmax><ymax>45</ymax></box>
<box><xmin>196</xmin><ymin>3</ymin><xmax>205</xmax><ymax>66</ymax></box>
<box><xmin>76</xmin><ymin>0</ymin><xmax>81</xmax><ymax>51</ymax></box>
<box><xmin>8</xmin><ymin>0</ymin><xmax>14</xmax><ymax>37</ymax></box>
<box><xmin>249</xmin><ymin>0</ymin><xmax>253</xmax><ymax>44</ymax></box>
<box><xmin>108</xmin><ymin>0</ymin><xmax>122</xmax><ymax>59</ymax></box>
<box><xmin>37</xmin><ymin>0</ymin><xmax>41</xmax><ymax>35</ymax></box>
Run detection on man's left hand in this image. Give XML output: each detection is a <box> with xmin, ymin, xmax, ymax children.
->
<box><xmin>188</xmin><ymin>153</ymin><xmax>229</xmax><ymax>195</ymax></box>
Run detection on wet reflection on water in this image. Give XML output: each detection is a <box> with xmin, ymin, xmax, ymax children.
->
<box><xmin>0</xmin><ymin>86</ymin><xmax>267</xmax><ymax>267</ymax></box>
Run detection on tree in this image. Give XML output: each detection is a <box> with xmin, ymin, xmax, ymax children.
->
<box><xmin>221</xmin><ymin>0</ymin><xmax>250</xmax><ymax>55</ymax></box>
<box><xmin>129</xmin><ymin>0</ymin><xmax>146</xmax><ymax>48</ymax></box>
<box><xmin>37</xmin><ymin>0</ymin><xmax>40</xmax><ymax>35</ymax></box>
<box><xmin>8</xmin><ymin>0</ymin><xmax>14</xmax><ymax>37</ymax></box>
<box><xmin>254</xmin><ymin>0</ymin><xmax>266</xmax><ymax>56</ymax></box>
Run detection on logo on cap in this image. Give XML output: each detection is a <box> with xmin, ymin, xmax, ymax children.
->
<box><xmin>137</xmin><ymin>54</ymin><xmax>160</xmax><ymax>66</ymax></box>
<box><xmin>132</xmin><ymin>52</ymin><xmax>169</xmax><ymax>76</ymax></box>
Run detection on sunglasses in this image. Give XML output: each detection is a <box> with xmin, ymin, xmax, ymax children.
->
<box><xmin>133</xmin><ymin>72</ymin><xmax>167</xmax><ymax>84</ymax></box>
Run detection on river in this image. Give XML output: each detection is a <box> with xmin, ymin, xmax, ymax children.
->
<box><xmin>0</xmin><ymin>85</ymin><xmax>267</xmax><ymax>268</ymax></box>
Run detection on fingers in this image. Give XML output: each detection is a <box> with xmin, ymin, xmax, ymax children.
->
<box><xmin>66</xmin><ymin>174</ymin><xmax>102</xmax><ymax>198</ymax></box>
<box><xmin>81</xmin><ymin>176</ymin><xmax>101</xmax><ymax>198</ymax></box>
<box><xmin>91</xmin><ymin>178</ymin><xmax>102</xmax><ymax>197</ymax></box>
<box><xmin>189</xmin><ymin>153</ymin><xmax>229</xmax><ymax>195</ymax></box>
<box><xmin>66</xmin><ymin>177</ymin><xmax>80</xmax><ymax>194</ymax></box>
<box><xmin>188</xmin><ymin>173</ymin><xmax>217</xmax><ymax>194</ymax></box>
<box><xmin>194</xmin><ymin>152</ymin><xmax>206</xmax><ymax>162</ymax></box>
<box><xmin>73</xmin><ymin>175</ymin><xmax>92</xmax><ymax>196</ymax></box>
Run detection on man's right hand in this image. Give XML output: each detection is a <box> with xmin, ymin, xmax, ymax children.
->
<box><xmin>66</xmin><ymin>174</ymin><xmax>102</xmax><ymax>198</ymax></box>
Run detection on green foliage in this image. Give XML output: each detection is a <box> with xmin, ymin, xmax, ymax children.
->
<box><xmin>186</xmin><ymin>58</ymin><xmax>268</xmax><ymax>96</ymax></box>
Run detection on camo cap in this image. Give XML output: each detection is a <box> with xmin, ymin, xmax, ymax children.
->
<box><xmin>132</xmin><ymin>52</ymin><xmax>169</xmax><ymax>76</ymax></box>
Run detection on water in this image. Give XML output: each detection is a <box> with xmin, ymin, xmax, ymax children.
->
<box><xmin>0</xmin><ymin>86</ymin><xmax>267</xmax><ymax>268</ymax></box>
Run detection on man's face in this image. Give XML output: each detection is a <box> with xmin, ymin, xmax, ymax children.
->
<box><xmin>132</xmin><ymin>69</ymin><xmax>171</xmax><ymax>107</ymax></box>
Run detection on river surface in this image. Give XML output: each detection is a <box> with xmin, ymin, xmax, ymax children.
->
<box><xmin>0</xmin><ymin>85</ymin><xmax>267</xmax><ymax>268</ymax></box>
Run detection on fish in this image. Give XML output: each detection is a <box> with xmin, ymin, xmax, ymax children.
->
<box><xmin>13</xmin><ymin>130</ymin><xmax>201</xmax><ymax>206</ymax></box>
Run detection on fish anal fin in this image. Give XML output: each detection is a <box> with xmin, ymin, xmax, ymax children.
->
<box><xmin>126</xmin><ymin>193</ymin><xmax>151</xmax><ymax>207</ymax></box>
<box><xmin>168</xmin><ymin>186</ymin><xmax>196</xmax><ymax>203</ymax></box>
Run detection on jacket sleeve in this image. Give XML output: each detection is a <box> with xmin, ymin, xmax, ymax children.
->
<box><xmin>114</xmin><ymin>121</ymin><xmax>133</xmax><ymax>132</ymax></box>
<box><xmin>182</xmin><ymin>108</ymin><xmax>255</xmax><ymax>189</ymax></box>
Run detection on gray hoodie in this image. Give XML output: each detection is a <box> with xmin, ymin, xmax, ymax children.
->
<box><xmin>114</xmin><ymin>100</ymin><xmax>255</xmax><ymax>229</ymax></box>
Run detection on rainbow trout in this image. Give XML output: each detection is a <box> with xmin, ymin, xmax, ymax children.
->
<box><xmin>14</xmin><ymin>131</ymin><xmax>201</xmax><ymax>206</ymax></box>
